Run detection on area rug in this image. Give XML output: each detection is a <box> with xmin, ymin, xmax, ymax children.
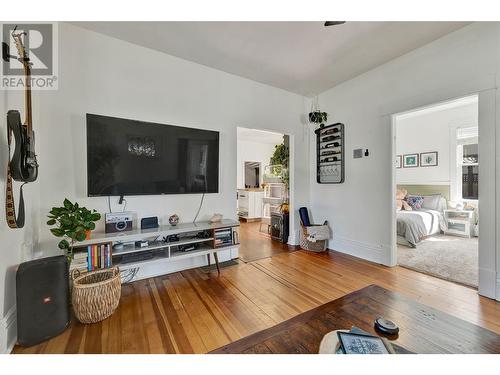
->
<box><xmin>397</xmin><ymin>234</ymin><xmax>478</xmax><ymax>288</ymax></box>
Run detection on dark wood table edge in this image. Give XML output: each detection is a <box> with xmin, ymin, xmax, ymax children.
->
<box><xmin>209</xmin><ymin>284</ymin><xmax>378</xmax><ymax>354</ymax></box>
<box><xmin>209</xmin><ymin>284</ymin><xmax>500</xmax><ymax>354</ymax></box>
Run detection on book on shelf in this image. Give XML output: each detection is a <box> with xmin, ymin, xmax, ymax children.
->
<box><xmin>70</xmin><ymin>242</ymin><xmax>112</xmax><ymax>272</ymax></box>
<box><xmin>215</xmin><ymin>229</ymin><xmax>232</xmax><ymax>235</ymax></box>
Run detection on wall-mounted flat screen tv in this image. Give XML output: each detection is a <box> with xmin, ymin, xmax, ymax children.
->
<box><xmin>86</xmin><ymin>114</ymin><xmax>219</xmax><ymax>196</ymax></box>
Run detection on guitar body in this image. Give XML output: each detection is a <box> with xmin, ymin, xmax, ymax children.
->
<box><xmin>5</xmin><ymin>26</ymin><xmax>39</xmax><ymax>228</ymax></box>
<box><xmin>7</xmin><ymin>110</ymin><xmax>38</xmax><ymax>183</ymax></box>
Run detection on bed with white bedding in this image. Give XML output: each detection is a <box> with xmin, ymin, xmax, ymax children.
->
<box><xmin>397</xmin><ymin>209</ymin><xmax>446</xmax><ymax>247</ymax></box>
<box><xmin>396</xmin><ymin>194</ymin><xmax>447</xmax><ymax>247</ymax></box>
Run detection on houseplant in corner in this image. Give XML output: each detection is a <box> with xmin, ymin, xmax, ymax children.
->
<box><xmin>46</xmin><ymin>198</ymin><xmax>101</xmax><ymax>260</ymax></box>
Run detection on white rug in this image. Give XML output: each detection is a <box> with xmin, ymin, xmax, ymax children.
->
<box><xmin>397</xmin><ymin>234</ymin><xmax>478</xmax><ymax>288</ymax></box>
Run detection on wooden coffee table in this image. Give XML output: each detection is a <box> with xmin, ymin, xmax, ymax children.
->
<box><xmin>210</xmin><ymin>285</ymin><xmax>500</xmax><ymax>354</ymax></box>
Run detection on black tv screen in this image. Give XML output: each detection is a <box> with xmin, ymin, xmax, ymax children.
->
<box><xmin>86</xmin><ymin>114</ymin><xmax>219</xmax><ymax>196</ymax></box>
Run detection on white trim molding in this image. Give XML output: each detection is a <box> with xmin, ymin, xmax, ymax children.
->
<box><xmin>0</xmin><ymin>305</ymin><xmax>17</xmax><ymax>354</ymax></box>
<box><xmin>287</xmin><ymin>230</ymin><xmax>299</xmax><ymax>246</ymax></box>
<box><xmin>478</xmin><ymin>267</ymin><xmax>497</xmax><ymax>300</ymax></box>
<box><xmin>330</xmin><ymin>236</ymin><xmax>390</xmax><ymax>266</ymax></box>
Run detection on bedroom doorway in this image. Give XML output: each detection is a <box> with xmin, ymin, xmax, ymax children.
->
<box><xmin>392</xmin><ymin>95</ymin><xmax>479</xmax><ymax>288</ymax></box>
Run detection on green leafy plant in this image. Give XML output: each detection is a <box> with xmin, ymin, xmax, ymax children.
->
<box><xmin>270</xmin><ymin>143</ymin><xmax>290</xmax><ymax>188</ymax></box>
<box><xmin>308</xmin><ymin>111</ymin><xmax>328</xmax><ymax>125</ymax></box>
<box><xmin>47</xmin><ymin>199</ymin><xmax>101</xmax><ymax>257</ymax></box>
<box><xmin>270</xmin><ymin>143</ymin><xmax>289</xmax><ymax>167</ymax></box>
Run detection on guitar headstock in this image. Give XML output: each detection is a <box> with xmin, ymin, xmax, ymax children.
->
<box><xmin>11</xmin><ymin>26</ymin><xmax>32</xmax><ymax>69</ymax></box>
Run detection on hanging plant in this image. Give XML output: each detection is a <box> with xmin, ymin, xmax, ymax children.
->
<box><xmin>308</xmin><ymin>111</ymin><xmax>328</xmax><ymax>124</ymax></box>
<box><xmin>308</xmin><ymin>96</ymin><xmax>328</xmax><ymax>126</ymax></box>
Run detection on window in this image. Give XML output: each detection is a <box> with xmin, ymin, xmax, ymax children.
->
<box><xmin>457</xmin><ymin>128</ymin><xmax>478</xmax><ymax>200</ymax></box>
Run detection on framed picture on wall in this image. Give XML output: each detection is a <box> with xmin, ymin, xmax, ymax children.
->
<box><xmin>420</xmin><ymin>151</ymin><xmax>438</xmax><ymax>167</ymax></box>
<box><xmin>403</xmin><ymin>154</ymin><xmax>419</xmax><ymax>168</ymax></box>
<box><xmin>396</xmin><ymin>155</ymin><xmax>402</xmax><ymax>168</ymax></box>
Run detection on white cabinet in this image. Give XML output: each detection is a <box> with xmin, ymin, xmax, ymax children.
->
<box><xmin>237</xmin><ymin>189</ymin><xmax>263</xmax><ymax>220</ymax></box>
<box><xmin>443</xmin><ymin>210</ymin><xmax>475</xmax><ymax>238</ymax></box>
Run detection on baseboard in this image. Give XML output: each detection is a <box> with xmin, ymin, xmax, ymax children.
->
<box><xmin>0</xmin><ymin>305</ymin><xmax>17</xmax><ymax>354</ymax></box>
<box><xmin>287</xmin><ymin>230</ymin><xmax>299</xmax><ymax>246</ymax></box>
<box><xmin>330</xmin><ymin>236</ymin><xmax>390</xmax><ymax>265</ymax></box>
<box><xmin>496</xmin><ymin>277</ymin><xmax>500</xmax><ymax>301</ymax></box>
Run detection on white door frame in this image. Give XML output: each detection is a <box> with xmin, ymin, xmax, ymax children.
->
<box><xmin>387</xmin><ymin>89</ymin><xmax>497</xmax><ymax>300</ymax></box>
<box><xmin>236</xmin><ymin>127</ymin><xmax>297</xmax><ymax>245</ymax></box>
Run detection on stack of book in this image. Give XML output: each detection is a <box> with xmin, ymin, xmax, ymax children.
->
<box><xmin>70</xmin><ymin>251</ymin><xmax>90</xmax><ymax>273</ymax></box>
<box><xmin>214</xmin><ymin>228</ymin><xmax>233</xmax><ymax>248</ymax></box>
<box><xmin>70</xmin><ymin>243</ymin><xmax>112</xmax><ymax>272</ymax></box>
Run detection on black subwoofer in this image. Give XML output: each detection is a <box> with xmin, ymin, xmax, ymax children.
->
<box><xmin>16</xmin><ymin>255</ymin><xmax>70</xmax><ymax>347</ymax></box>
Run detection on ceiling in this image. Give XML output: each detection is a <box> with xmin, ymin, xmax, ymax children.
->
<box><xmin>74</xmin><ymin>21</ymin><xmax>469</xmax><ymax>97</ymax></box>
<box><xmin>237</xmin><ymin>127</ymin><xmax>284</xmax><ymax>145</ymax></box>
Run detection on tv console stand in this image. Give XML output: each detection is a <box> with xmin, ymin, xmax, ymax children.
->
<box><xmin>77</xmin><ymin>219</ymin><xmax>240</xmax><ymax>283</ymax></box>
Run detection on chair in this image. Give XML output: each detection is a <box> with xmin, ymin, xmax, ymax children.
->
<box><xmin>299</xmin><ymin>207</ymin><xmax>329</xmax><ymax>252</ymax></box>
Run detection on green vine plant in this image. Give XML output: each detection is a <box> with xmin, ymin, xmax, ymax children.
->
<box><xmin>47</xmin><ymin>198</ymin><xmax>101</xmax><ymax>259</ymax></box>
<box><xmin>270</xmin><ymin>142</ymin><xmax>290</xmax><ymax>189</ymax></box>
<box><xmin>270</xmin><ymin>143</ymin><xmax>289</xmax><ymax>167</ymax></box>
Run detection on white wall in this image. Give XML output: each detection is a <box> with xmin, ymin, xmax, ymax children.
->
<box><xmin>34</xmin><ymin>23</ymin><xmax>309</xmax><ymax>251</ymax></box>
<box><xmin>310</xmin><ymin>23</ymin><xmax>500</xmax><ymax>299</ymax></box>
<box><xmin>395</xmin><ymin>101</ymin><xmax>478</xmax><ymax>187</ymax></box>
<box><xmin>0</xmin><ymin>22</ymin><xmax>311</xmax><ymax>351</ymax></box>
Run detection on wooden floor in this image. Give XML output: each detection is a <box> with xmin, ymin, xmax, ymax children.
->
<box><xmin>237</xmin><ymin>221</ymin><xmax>296</xmax><ymax>262</ymax></box>
<box><xmin>13</xmin><ymin>249</ymin><xmax>500</xmax><ymax>354</ymax></box>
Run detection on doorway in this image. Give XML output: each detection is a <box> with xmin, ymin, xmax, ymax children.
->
<box><xmin>392</xmin><ymin>95</ymin><xmax>480</xmax><ymax>288</ymax></box>
<box><xmin>236</xmin><ymin>127</ymin><xmax>294</xmax><ymax>262</ymax></box>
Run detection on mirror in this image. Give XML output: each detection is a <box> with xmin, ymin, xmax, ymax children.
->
<box><xmin>244</xmin><ymin>161</ymin><xmax>260</xmax><ymax>188</ymax></box>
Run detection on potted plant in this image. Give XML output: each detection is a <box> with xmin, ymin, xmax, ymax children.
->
<box><xmin>308</xmin><ymin>97</ymin><xmax>328</xmax><ymax>126</ymax></box>
<box><xmin>308</xmin><ymin>111</ymin><xmax>328</xmax><ymax>125</ymax></box>
<box><xmin>46</xmin><ymin>198</ymin><xmax>101</xmax><ymax>259</ymax></box>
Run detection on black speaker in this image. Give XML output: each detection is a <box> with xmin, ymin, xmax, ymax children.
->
<box><xmin>16</xmin><ymin>255</ymin><xmax>70</xmax><ymax>347</ymax></box>
<box><xmin>271</xmin><ymin>212</ymin><xmax>289</xmax><ymax>243</ymax></box>
<box><xmin>141</xmin><ymin>216</ymin><xmax>159</xmax><ymax>230</ymax></box>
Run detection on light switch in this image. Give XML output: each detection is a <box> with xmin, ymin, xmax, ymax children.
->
<box><xmin>353</xmin><ymin>149</ymin><xmax>363</xmax><ymax>159</ymax></box>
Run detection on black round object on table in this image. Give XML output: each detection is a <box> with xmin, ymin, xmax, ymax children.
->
<box><xmin>374</xmin><ymin>317</ymin><xmax>399</xmax><ymax>335</ymax></box>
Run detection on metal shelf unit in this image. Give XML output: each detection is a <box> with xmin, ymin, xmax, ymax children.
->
<box><xmin>315</xmin><ymin>123</ymin><xmax>345</xmax><ymax>184</ymax></box>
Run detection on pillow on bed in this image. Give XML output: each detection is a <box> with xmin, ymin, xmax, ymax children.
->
<box><xmin>406</xmin><ymin>195</ymin><xmax>424</xmax><ymax>210</ymax></box>
<box><xmin>421</xmin><ymin>194</ymin><xmax>444</xmax><ymax>211</ymax></box>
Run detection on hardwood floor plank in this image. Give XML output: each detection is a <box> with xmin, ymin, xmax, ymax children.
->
<box><xmin>166</xmin><ymin>273</ymin><xmax>230</xmax><ymax>352</ymax></box>
<box><xmin>12</xmin><ymin>247</ymin><xmax>500</xmax><ymax>354</ymax></box>
<box><xmin>212</xmin><ymin>285</ymin><xmax>500</xmax><ymax>354</ymax></box>
<box><xmin>183</xmin><ymin>269</ymin><xmax>268</xmax><ymax>338</ymax></box>
<box><xmin>151</xmin><ymin>276</ymin><xmax>190</xmax><ymax>353</ymax></box>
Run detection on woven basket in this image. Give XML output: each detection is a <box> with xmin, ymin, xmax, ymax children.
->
<box><xmin>300</xmin><ymin>225</ymin><xmax>327</xmax><ymax>252</ymax></box>
<box><xmin>72</xmin><ymin>267</ymin><xmax>121</xmax><ymax>324</ymax></box>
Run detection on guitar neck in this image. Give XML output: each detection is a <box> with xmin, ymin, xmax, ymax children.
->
<box><xmin>24</xmin><ymin>64</ymin><xmax>33</xmax><ymax>134</ymax></box>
